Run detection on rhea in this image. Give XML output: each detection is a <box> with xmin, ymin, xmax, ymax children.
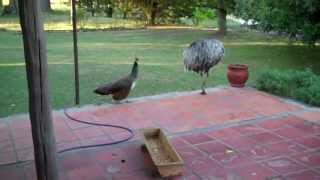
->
<box><xmin>183</xmin><ymin>39</ymin><xmax>225</xmax><ymax>95</ymax></box>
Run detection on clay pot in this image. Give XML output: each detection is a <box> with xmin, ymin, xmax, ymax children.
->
<box><xmin>227</xmin><ymin>64</ymin><xmax>249</xmax><ymax>88</ymax></box>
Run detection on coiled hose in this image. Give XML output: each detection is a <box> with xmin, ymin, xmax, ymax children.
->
<box><xmin>59</xmin><ymin>108</ymin><xmax>135</xmax><ymax>153</ymax></box>
<box><xmin>0</xmin><ymin>107</ymin><xmax>135</xmax><ymax>167</ymax></box>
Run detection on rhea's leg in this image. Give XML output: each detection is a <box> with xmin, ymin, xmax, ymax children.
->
<box><xmin>112</xmin><ymin>99</ymin><xmax>121</xmax><ymax>104</ymax></box>
<box><xmin>113</xmin><ymin>99</ymin><xmax>132</xmax><ymax>104</ymax></box>
<box><xmin>200</xmin><ymin>74</ymin><xmax>208</xmax><ymax>95</ymax></box>
<box><xmin>125</xmin><ymin>99</ymin><xmax>133</xmax><ymax>103</ymax></box>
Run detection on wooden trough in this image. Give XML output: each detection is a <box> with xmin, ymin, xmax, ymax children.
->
<box><xmin>141</xmin><ymin>128</ymin><xmax>184</xmax><ymax>177</ymax></box>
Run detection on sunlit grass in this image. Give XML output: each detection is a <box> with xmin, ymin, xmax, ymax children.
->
<box><xmin>0</xmin><ymin>8</ymin><xmax>145</xmax><ymax>31</ymax></box>
<box><xmin>0</xmin><ymin>16</ymin><xmax>145</xmax><ymax>31</ymax></box>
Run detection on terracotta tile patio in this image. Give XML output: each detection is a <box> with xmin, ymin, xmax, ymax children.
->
<box><xmin>1</xmin><ymin>87</ymin><xmax>320</xmax><ymax>180</ymax></box>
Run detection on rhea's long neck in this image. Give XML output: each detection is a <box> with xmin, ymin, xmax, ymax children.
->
<box><xmin>130</xmin><ymin>62</ymin><xmax>138</xmax><ymax>80</ymax></box>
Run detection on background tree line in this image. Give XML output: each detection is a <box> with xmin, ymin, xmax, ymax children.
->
<box><xmin>234</xmin><ymin>0</ymin><xmax>320</xmax><ymax>44</ymax></box>
<box><xmin>0</xmin><ymin>0</ymin><xmax>319</xmax><ymax>44</ymax></box>
<box><xmin>75</xmin><ymin>0</ymin><xmax>233</xmax><ymax>35</ymax></box>
<box><xmin>1</xmin><ymin>0</ymin><xmax>50</xmax><ymax>14</ymax></box>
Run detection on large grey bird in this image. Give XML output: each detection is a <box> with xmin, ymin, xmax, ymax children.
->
<box><xmin>94</xmin><ymin>57</ymin><xmax>139</xmax><ymax>102</ymax></box>
<box><xmin>183</xmin><ymin>39</ymin><xmax>225</xmax><ymax>95</ymax></box>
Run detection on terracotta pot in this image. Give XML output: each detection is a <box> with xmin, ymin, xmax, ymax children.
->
<box><xmin>227</xmin><ymin>64</ymin><xmax>249</xmax><ymax>88</ymax></box>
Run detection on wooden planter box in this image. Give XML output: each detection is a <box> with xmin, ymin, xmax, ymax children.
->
<box><xmin>141</xmin><ymin>128</ymin><xmax>184</xmax><ymax>177</ymax></box>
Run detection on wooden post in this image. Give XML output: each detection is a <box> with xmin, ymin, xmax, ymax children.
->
<box><xmin>72</xmin><ymin>0</ymin><xmax>80</xmax><ymax>105</ymax></box>
<box><xmin>17</xmin><ymin>0</ymin><xmax>59</xmax><ymax>180</ymax></box>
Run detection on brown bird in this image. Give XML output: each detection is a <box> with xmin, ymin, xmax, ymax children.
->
<box><xmin>94</xmin><ymin>57</ymin><xmax>139</xmax><ymax>102</ymax></box>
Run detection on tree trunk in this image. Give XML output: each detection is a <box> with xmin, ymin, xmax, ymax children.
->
<box><xmin>41</xmin><ymin>0</ymin><xmax>51</xmax><ymax>12</ymax></box>
<box><xmin>217</xmin><ymin>0</ymin><xmax>227</xmax><ymax>35</ymax></box>
<box><xmin>150</xmin><ymin>10</ymin><xmax>156</xmax><ymax>25</ymax></box>
<box><xmin>146</xmin><ymin>13</ymin><xmax>151</xmax><ymax>24</ymax></box>
<box><xmin>88</xmin><ymin>0</ymin><xmax>94</xmax><ymax>16</ymax></box>
<box><xmin>17</xmin><ymin>0</ymin><xmax>59</xmax><ymax>180</ymax></box>
<box><xmin>123</xmin><ymin>11</ymin><xmax>127</xmax><ymax>19</ymax></box>
<box><xmin>106</xmin><ymin>6</ymin><xmax>113</xmax><ymax>17</ymax></box>
<box><xmin>108</xmin><ymin>7</ymin><xmax>113</xmax><ymax>17</ymax></box>
<box><xmin>146</xmin><ymin>11</ymin><xmax>155</xmax><ymax>25</ymax></box>
<box><xmin>2</xmin><ymin>0</ymin><xmax>18</xmax><ymax>15</ymax></box>
<box><xmin>149</xmin><ymin>2</ymin><xmax>158</xmax><ymax>25</ymax></box>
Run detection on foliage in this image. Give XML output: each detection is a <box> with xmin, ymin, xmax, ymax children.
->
<box><xmin>129</xmin><ymin>0</ymin><xmax>169</xmax><ymax>24</ymax></box>
<box><xmin>212</xmin><ymin>0</ymin><xmax>235</xmax><ymax>12</ymax></box>
<box><xmin>192</xmin><ymin>7</ymin><xmax>215</xmax><ymax>25</ymax></box>
<box><xmin>256</xmin><ymin>69</ymin><xmax>320</xmax><ymax>106</ymax></box>
<box><xmin>234</xmin><ymin>0</ymin><xmax>320</xmax><ymax>44</ymax></box>
<box><xmin>127</xmin><ymin>0</ymin><xmax>231</xmax><ymax>25</ymax></box>
<box><xmin>1</xmin><ymin>0</ymin><xmax>18</xmax><ymax>15</ymax></box>
<box><xmin>233</xmin><ymin>0</ymin><xmax>260</xmax><ymax>24</ymax></box>
<box><xmin>114</xmin><ymin>0</ymin><xmax>135</xmax><ymax>19</ymax></box>
<box><xmin>75</xmin><ymin>0</ymin><xmax>235</xmax><ymax>33</ymax></box>
<box><xmin>163</xmin><ymin>0</ymin><xmax>206</xmax><ymax>23</ymax></box>
<box><xmin>78</xmin><ymin>0</ymin><xmax>114</xmax><ymax>17</ymax></box>
<box><xmin>77</xmin><ymin>8</ymin><xmax>89</xmax><ymax>28</ymax></box>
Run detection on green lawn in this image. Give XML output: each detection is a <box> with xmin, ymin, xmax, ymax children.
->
<box><xmin>0</xmin><ymin>28</ymin><xmax>320</xmax><ymax>117</ymax></box>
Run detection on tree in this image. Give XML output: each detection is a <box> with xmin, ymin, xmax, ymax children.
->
<box><xmin>2</xmin><ymin>0</ymin><xmax>18</xmax><ymax>15</ymax></box>
<box><xmin>164</xmin><ymin>0</ymin><xmax>206</xmax><ymax>23</ymax></box>
<box><xmin>41</xmin><ymin>0</ymin><xmax>51</xmax><ymax>12</ymax></box>
<box><xmin>129</xmin><ymin>0</ymin><xmax>207</xmax><ymax>25</ymax></box>
<box><xmin>79</xmin><ymin>0</ymin><xmax>96</xmax><ymax>16</ymax></box>
<box><xmin>209</xmin><ymin>0</ymin><xmax>235</xmax><ymax>35</ymax></box>
<box><xmin>2</xmin><ymin>0</ymin><xmax>51</xmax><ymax>14</ymax></box>
<box><xmin>234</xmin><ymin>0</ymin><xmax>320</xmax><ymax>44</ymax></box>
<box><xmin>116</xmin><ymin>0</ymin><xmax>134</xmax><ymax>19</ymax></box>
<box><xmin>130</xmin><ymin>0</ymin><xmax>169</xmax><ymax>25</ymax></box>
<box><xmin>103</xmin><ymin>0</ymin><xmax>114</xmax><ymax>17</ymax></box>
<box><xmin>79</xmin><ymin>0</ymin><xmax>114</xmax><ymax>17</ymax></box>
<box><xmin>216</xmin><ymin>0</ymin><xmax>227</xmax><ymax>35</ymax></box>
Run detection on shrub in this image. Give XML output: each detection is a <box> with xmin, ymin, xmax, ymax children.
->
<box><xmin>77</xmin><ymin>8</ymin><xmax>88</xmax><ymax>29</ymax></box>
<box><xmin>255</xmin><ymin>68</ymin><xmax>320</xmax><ymax>106</ymax></box>
<box><xmin>192</xmin><ymin>7</ymin><xmax>215</xmax><ymax>26</ymax></box>
<box><xmin>255</xmin><ymin>69</ymin><xmax>291</xmax><ymax>96</ymax></box>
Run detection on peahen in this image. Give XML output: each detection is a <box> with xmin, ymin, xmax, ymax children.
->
<box><xmin>94</xmin><ymin>57</ymin><xmax>139</xmax><ymax>102</ymax></box>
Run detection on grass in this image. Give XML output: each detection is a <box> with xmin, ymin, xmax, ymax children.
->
<box><xmin>1</xmin><ymin>28</ymin><xmax>320</xmax><ymax>117</ymax></box>
<box><xmin>1</xmin><ymin>9</ymin><xmax>320</xmax><ymax>117</ymax></box>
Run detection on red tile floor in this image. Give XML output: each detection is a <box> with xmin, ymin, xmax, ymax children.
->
<box><xmin>1</xmin><ymin>87</ymin><xmax>320</xmax><ymax>179</ymax></box>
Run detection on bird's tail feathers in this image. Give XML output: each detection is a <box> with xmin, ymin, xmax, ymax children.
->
<box><xmin>94</xmin><ymin>87</ymin><xmax>110</xmax><ymax>95</ymax></box>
